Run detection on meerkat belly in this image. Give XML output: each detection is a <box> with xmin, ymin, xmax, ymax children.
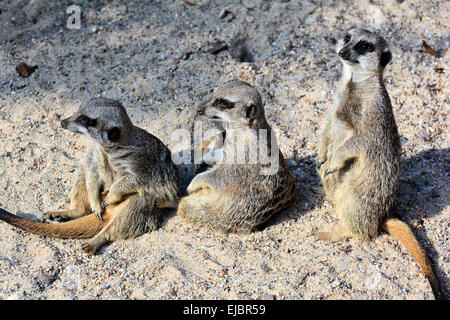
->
<box><xmin>327</xmin><ymin>118</ymin><xmax>352</xmax><ymax>154</ymax></box>
<box><xmin>339</xmin><ymin>151</ymin><xmax>398</xmax><ymax>214</ymax></box>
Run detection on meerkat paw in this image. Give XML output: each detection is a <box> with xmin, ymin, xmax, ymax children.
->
<box><xmin>82</xmin><ymin>234</ymin><xmax>109</xmax><ymax>256</ymax></box>
<box><xmin>101</xmin><ymin>188</ymin><xmax>110</xmax><ymax>198</ymax></box>
<box><xmin>310</xmin><ymin>185</ymin><xmax>325</xmax><ymax>195</ymax></box>
<box><xmin>155</xmin><ymin>199</ymin><xmax>179</xmax><ymax>209</ymax></box>
<box><xmin>81</xmin><ymin>241</ymin><xmax>98</xmax><ymax>256</ymax></box>
<box><xmin>46</xmin><ymin>209</ymin><xmax>87</xmax><ymax>221</ymax></box>
<box><xmin>45</xmin><ymin>211</ymin><xmax>66</xmax><ymax>221</ymax></box>
<box><xmin>317</xmin><ymin>160</ymin><xmax>326</xmax><ymax>170</ymax></box>
<box><xmin>91</xmin><ymin>203</ymin><xmax>104</xmax><ymax>222</ymax></box>
<box><xmin>314</xmin><ymin>229</ymin><xmax>352</xmax><ymax>242</ymax></box>
<box><xmin>101</xmin><ymin>192</ymin><xmax>123</xmax><ymax>209</ymax></box>
<box><xmin>324</xmin><ymin>168</ymin><xmax>338</xmax><ymax>177</ymax></box>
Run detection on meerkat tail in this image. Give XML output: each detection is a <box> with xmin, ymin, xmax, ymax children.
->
<box><xmin>383</xmin><ymin>218</ymin><xmax>443</xmax><ymax>300</ymax></box>
<box><xmin>0</xmin><ymin>207</ymin><xmax>107</xmax><ymax>239</ymax></box>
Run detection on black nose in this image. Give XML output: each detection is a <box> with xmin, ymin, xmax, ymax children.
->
<box><xmin>196</xmin><ymin>105</ymin><xmax>205</xmax><ymax>117</ymax></box>
<box><xmin>338</xmin><ymin>49</ymin><xmax>348</xmax><ymax>58</ymax></box>
<box><xmin>60</xmin><ymin>119</ymin><xmax>67</xmax><ymax>128</ymax></box>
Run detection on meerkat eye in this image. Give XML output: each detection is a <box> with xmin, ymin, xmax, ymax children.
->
<box><xmin>354</xmin><ymin>41</ymin><xmax>374</xmax><ymax>54</ymax></box>
<box><xmin>245</xmin><ymin>104</ymin><xmax>257</xmax><ymax>119</ymax></box>
<box><xmin>213</xmin><ymin>98</ymin><xmax>234</xmax><ymax>109</ymax></box>
<box><xmin>77</xmin><ymin>115</ymin><xmax>97</xmax><ymax>127</ymax></box>
<box><xmin>344</xmin><ymin>35</ymin><xmax>351</xmax><ymax>43</ymax></box>
<box><xmin>107</xmin><ymin>127</ymin><xmax>121</xmax><ymax>142</ymax></box>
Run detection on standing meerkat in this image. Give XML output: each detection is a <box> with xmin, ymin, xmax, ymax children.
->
<box><xmin>317</xmin><ymin>28</ymin><xmax>443</xmax><ymax>299</ymax></box>
<box><xmin>0</xmin><ymin>98</ymin><xmax>178</xmax><ymax>255</ymax></box>
<box><xmin>158</xmin><ymin>81</ymin><xmax>295</xmax><ymax>233</ymax></box>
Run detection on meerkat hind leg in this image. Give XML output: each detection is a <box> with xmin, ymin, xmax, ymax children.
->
<box><xmin>315</xmin><ymin>228</ymin><xmax>353</xmax><ymax>242</ymax></box>
<box><xmin>81</xmin><ymin>199</ymin><xmax>128</xmax><ymax>256</ymax></box>
<box><xmin>47</xmin><ymin>173</ymin><xmax>93</xmax><ymax>221</ymax></box>
<box><xmin>46</xmin><ymin>208</ymin><xmax>89</xmax><ymax>221</ymax></box>
<box><xmin>81</xmin><ymin>233</ymin><xmax>109</xmax><ymax>256</ymax></box>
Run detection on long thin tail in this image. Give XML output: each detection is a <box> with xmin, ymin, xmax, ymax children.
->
<box><xmin>0</xmin><ymin>207</ymin><xmax>106</xmax><ymax>239</ymax></box>
<box><xmin>383</xmin><ymin>218</ymin><xmax>444</xmax><ymax>300</ymax></box>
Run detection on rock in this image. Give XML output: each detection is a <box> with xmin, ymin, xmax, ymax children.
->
<box><xmin>228</xmin><ymin>38</ymin><xmax>253</xmax><ymax>63</ymax></box>
<box><xmin>339</xmin><ymin>260</ymin><xmax>351</xmax><ymax>272</ymax></box>
<box><xmin>16</xmin><ymin>62</ymin><xmax>38</xmax><ymax>78</ymax></box>
<box><xmin>38</xmin><ymin>272</ymin><xmax>57</xmax><ymax>287</ymax></box>
<box><xmin>365</xmin><ymin>5</ymin><xmax>387</xmax><ymax>27</ymax></box>
<box><xmin>219</xmin><ymin>9</ymin><xmax>234</xmax><ymax>22</ymax></box>
<box><xmin>419</xmin><ymin>132</ymin><xmax>431</xmax><ymax>142</ymax></box>
<box><xmin>208</xmin><ymin>43</ymin><xmax>229</xmax><ymax>55</ymax></box>
<box><xmin>6</xmin><ymin>291</ymin><xmax>24</xmax><ymax>300</ymax></box>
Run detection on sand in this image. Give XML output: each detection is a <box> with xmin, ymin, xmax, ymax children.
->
<box><xmin>0</xmin><ymin>0</ymin><xmax>448</xmax><ymax>299</ymax></box>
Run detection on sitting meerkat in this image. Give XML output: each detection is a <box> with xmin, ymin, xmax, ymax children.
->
<box><xmin>158</xmin><ymin>81</ymin><xmax>295</xmax><ymax>233</ymax></box>
<box><xmin>317</xmin><ymin>28</ymin><xmax>443</xmax><ymax>299</ymax></box>
<box><xmin>0</xmin><ymin>98</ymin><xmax>178</xmax><ymax>255</ymax></box>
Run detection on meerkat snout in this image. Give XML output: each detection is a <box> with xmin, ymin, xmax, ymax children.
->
<box><xmin>196</xmin><ymin>104</ymin><xmax>205</xmax><ymax>116</ymax></box>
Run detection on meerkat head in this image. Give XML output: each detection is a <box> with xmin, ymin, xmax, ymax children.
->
<box><xmin>336</xmin><ymin>28</ymin><xmax>392</xmax><ymax>73</ymax></box>
<box><xmin>60</xmin><ymin>98</ymin><xmax>133</xmax><ymax>147</ymax></box>
<box><xmin>196</xmin><ymin>80</ymin><xmax>266</xmax><ymax>128</ymax></box>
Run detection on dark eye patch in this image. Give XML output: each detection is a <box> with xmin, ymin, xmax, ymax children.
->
<box><xmin>353</xmin><ymin>41</ymin><xmax>375</xmax><ymax>55</ymax></box>
<box><xmin>107</xmin><ymin>127</ymin><xmax>121</xmax><ymax>142</ymax></box>
<box><xmin>213</xmin><ymin>98</ymin><xmax>234</xmax><ymax>109</ymax></box>
<box><xmin>77</xmin><ymin>115</ymin><xmax>97</xmax><ymax>127</ymax></box>
<box><xmin>344</xmin><ymin>35</ymin><xmax>351</xmax><ymax>43</ymax></box>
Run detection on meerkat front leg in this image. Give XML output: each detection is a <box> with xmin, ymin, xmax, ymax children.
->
<box><xmin>317</xmin><ymin>130</ymin><xmax>330</xmax><ymax>169</ymax></box>
<box><xmin>187</xmin><ymin>172</ymin><xmax>214</xmax><ymax>194</ymax></box>
<box><xmin>323</xmin><ymin>137</ymin><xmax>361</xmax><ymax>177</ymax></box>
<box><xmin>317</xmin><ymin>115</ymin><xmax>334</xmax><ymax>169</ymax></box>
<box><xmin>85</xmin><ymin>170</ymin><xmax>104</xmax><ymax>221</ymax></box>
<box><xmin>46</xmin><ymin>168</ymin><xmax>92</xmax><ymax>221</ymax></box>
<box><xmin>101</xmin><ymin>176</ymin><xmax>138</xmax><ymax>209</ymax></box>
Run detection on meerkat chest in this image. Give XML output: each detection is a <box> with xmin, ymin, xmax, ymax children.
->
<box><xmin>94</xmin><ymin>149</ymin><xmax>121</xmax><ymax>186</ymax></box>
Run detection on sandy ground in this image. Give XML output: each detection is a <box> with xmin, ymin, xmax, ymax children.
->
<box><xmin>0</xmin><ymin>0</ymin><xmax>448</xmax><ymax>300</ymax></box>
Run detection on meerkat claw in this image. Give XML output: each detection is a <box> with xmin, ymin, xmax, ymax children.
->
<box><xmin>95</xmin><ymin>211</ymin><xmax>103</xmax><ymax>222</ymax></box>
<box><xmin>81</xmin><ymin>242</ymin><xmax>97</xmax><ymax>256</ymax></box>
<box><xmin>101</xmin><ymin>201</ymin><xmax>109</xmax><ymax>209</ymax></box>
<box><xmin>324</xmin><ymin>168</ymin><xmax>336</xmax><ymax>177</ymax></box>
<box><xmin>317</xmin><ymin>160</ymin><xmax>326</xmax><ymax>170</ymax></box>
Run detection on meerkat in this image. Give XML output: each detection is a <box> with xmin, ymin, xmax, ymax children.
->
<box><xmin>157</xmin><ymin>81</ymin><xmax>295</xmax><ymax>233</ymax></box>
<box><xmin>316</xmin><ymin>28</ymin><xmax>443</xmax><ymax>299</ymax></box>
<box><xmin>0</xmin><ymin>98</ymin><xmax>178</xmax><ymax>255</ymax></box>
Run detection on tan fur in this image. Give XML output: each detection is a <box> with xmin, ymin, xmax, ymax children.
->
<box><xmin>159</xmin><ymin>81</ymin><xmax>295</xmax><ymax>233</ymax></box>
<box><xmin>0</xmin><ymin>98</ymin><xmax>178</xmax><ymax>256</ymax></box>
<box><xmin>317</xmin><ymin>29</ymin><xmax>443</xmax><ymax>299</ymax></box>
<box><xmin>383</xmin><ymin>218</ymin><xmax>440</xmax><ymax>298</ymax></box>
<box><xmin>0</xmin><ymin>207</ymin><xmax>109</xmax><ymax>239</ymax></box>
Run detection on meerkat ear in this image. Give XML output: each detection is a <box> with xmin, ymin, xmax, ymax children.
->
<box><xmin>107</xmin><ymin>127</ymin><xmax>121</xmax><ymax>143</ymax></box>
<box><xmin>245</xmin><ymin>104</ymin><xmax>257</xmax><ymax>119</ymax></box>
<box><xmin>380</xmin><ymin>49</ymin><xmax>392</xmax><ymax>67</ymax></box>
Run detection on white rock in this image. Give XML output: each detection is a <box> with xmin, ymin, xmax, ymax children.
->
<box><xmin>366</xmin><ymin>5</ymin><xmax>387</xmax><ymax>27</ymax></box>
<box><xmin>6</xmin><ymin>291</ymin><xmax>24</xmax><ymax>300</ymax></box>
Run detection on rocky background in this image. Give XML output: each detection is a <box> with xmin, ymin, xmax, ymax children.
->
<box><xmin>0</xmin><ymin>0</ymin><xmax>448</xmax><ymax>299</ymax></box>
